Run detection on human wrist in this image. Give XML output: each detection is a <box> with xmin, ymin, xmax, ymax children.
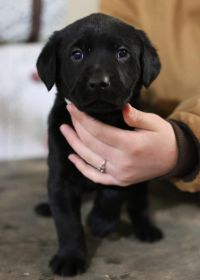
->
<box><xmin>166</xmin><ymin>119</ymin><xmax>199</xmax><ymax>178</ymax></box>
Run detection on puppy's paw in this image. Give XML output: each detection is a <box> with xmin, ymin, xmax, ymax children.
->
<box><xmin>134</xmin><ymin>223</ymin><xmax>163</xmax><ymax>243</ymax></box>
<box><xmin>34</xmin><ymin>202</ymin><xmax>52</xmax><ymax>217</ymax></box>
<box><xmin>87</xmin><ymin>210</ymin><xmax>118</xmax><ymax>237</ymax></box>
<box><xmin>49</xmin><ymin>253</ymin><xmax>86</xmax><ymax>276</ymax></box>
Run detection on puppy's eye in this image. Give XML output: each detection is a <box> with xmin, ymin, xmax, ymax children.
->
<box><xmin>117</xmin><ymin>47</ymin><xmax>129</xmax><ymax>61</ymax></box>
<box><xmin>71</xmin><ymin>49</ymin><xmax>84</xmax><ymax>62</ymax></box>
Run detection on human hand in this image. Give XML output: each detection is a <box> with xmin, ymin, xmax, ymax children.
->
<box><xmin>60</xmin><ymin>103</ymin><xmax>178</xmax><ymax>186</ymax></box>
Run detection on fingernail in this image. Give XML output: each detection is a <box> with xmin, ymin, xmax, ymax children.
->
<box><xmin>59</xmin><ymin>124</ymin><xmax>66</xmax><ymax>133</ymax></box>
<box><xmin>66</xmin><ymin>104</ymin><xmax>73</xmax><ymax>113</ymax></box>
<box><xmin>60</xmin><ymin>124</ymin><xmax>72</xmax><ymax>134</ymax></box>
<box><xmin>123</xmin><ymin>103</ymin><xmax>132</xmax><ymax>114</ymax></box>
<box><xmin>68</xmin><ymin>154</ymin><xmax>76</xmax><ymax>163</ymax></box>
<box><xmin>68</xmin><ymin>154</ymin><xmax>73</xmax><ymax>160</ymax></box>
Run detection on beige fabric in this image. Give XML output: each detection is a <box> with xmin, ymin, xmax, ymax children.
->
<box><xmin>100</xmin><ymin>0</ymin><xmax>200</xmax><ymax>192</ymax></box>
<box><xmin>170</xmin><ymin>95</ymin><xmax>200</xmax><ymax>192</ymax></box>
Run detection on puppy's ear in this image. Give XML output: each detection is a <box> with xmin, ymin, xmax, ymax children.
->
<box><xmin>137</xmin><ymin>30</ymin><xmax>161</xmax><ymax>88</ymax></box>
<box><xmin>36</xmin><ymin>32</ymin><xmax>60</xmax><ymax>91</ymax></box>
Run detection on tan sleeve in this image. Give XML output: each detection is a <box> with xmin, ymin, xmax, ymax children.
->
<box><xmin>100</xmin><ymin>0</ymin><xmax>200</xmax><ymax>192</ymax></box>
<box><xmin>169</xmin><ymin>95</ymin><xmax>200</xmax><ymax>192</ymax></box>
<box><xmin>100</xmin><ymin>0</ymin><xmax>200</xmax><ymax>104</ymax></box>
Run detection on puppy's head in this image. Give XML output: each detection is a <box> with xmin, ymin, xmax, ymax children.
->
<box><xmin>37</xmin><ymin>13</ymin><xmax>160</xmax><ymax>114</ymax></box>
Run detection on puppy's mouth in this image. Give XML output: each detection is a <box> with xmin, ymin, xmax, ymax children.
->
<box><xmin>76</xmin><ymin>100</ymin><xmax>123</xmax><ymax>114</ymax></box>
<box><xmin>65</xmin><ymin>96</ymin><xmax>121</xmax><ymax>113</ymax></box>
<box><xmin>67</xmin><ymin>87</ymin><xmax>132</xmax><ymax>114</ymax></box>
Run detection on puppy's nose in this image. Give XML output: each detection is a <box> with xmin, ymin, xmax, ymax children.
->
<box><xmin>87</xmin><ymin>75</ymin><xmax>110</xmax><ymax>91</ymax></box>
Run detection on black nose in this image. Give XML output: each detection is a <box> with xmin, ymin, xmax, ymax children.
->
<box><xmin>87</xmin><ymin>75</ymin><xmax>110</xmax><ymax>91</ymax></box>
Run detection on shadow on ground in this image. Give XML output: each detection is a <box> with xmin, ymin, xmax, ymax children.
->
<box><xmin>0</xmin><ymin>159</ymin><xmax>200</xmax><ymax>280</ymax></box>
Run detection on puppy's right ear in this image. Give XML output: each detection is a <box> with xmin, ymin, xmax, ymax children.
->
<box><xmin>36</xmin><ymin>32</ymin><xmax>60</xmax><ymax>91</ymax></box>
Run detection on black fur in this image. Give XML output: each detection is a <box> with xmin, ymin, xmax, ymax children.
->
<box><xmin>36</xmin><ymin>13</ymin><xmax>163</xmax><ymax>277</ymax></box>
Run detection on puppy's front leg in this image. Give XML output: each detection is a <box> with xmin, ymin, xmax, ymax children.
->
<box><xmin>46</xmin><ymin>101</ymin><xmax>87</xmax><ymax>276</ymax></box>
<box><xmin>87</xmin><ymin>189</ymin><xmax>124</xmax><ymax>237</ymax></box>
<box><xmin>48</xmin><ymin>173</ymin><xmax>86</xmax><ymax>276</ymax></box>
<box><xmin>126</xmin><ymin>183</ymin><xmax>163</xmax><ymax>243</ymax></box>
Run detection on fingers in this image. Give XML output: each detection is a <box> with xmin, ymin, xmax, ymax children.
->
<box><xmin>60</xmin><ymin>123</ymin><xmax>121</xmax><ymax>167</ymax></box>
<box><xmin>70</xmin><ymin>119</ymin><xmax>125</xmax><ymax>163</ymax></box>
<box><xmin>68</xmin><ymin>154</ymin><xmax>120</xmax><ymax>186</ymax></box>
<box><xmin>123</xmin><ymin>103</ymin><xmax>162</xmax><ymax>131</ymax></box>
<box><xmin>60</xmin><ymin>124</ymin><xmax>122</xmax><ymax>185</ymax></box>
<box><xmin>67</xmin><ymin>104</ymin><xmax>132</xmax><ymax>149</ymax></box>
<box><xmin>60</xmin><ymin>124</ymin><xmax>110</xmax><ymax>170</ymax></box>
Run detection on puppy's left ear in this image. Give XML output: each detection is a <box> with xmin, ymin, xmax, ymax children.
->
<box><xmin>36</xmin><ymin>32</ymin><xmax>60</xmax><ymax>91</ymax></box>
<box><xmin>137</xmin><ymin>30</ymin><xmax>161</xmax><ymax>88</ymax></box>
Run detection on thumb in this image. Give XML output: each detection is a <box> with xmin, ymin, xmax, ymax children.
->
<box><xmin>122</xmin><ymin>103</ymin><xmax>161</xmax><ymax>131</ymax></box>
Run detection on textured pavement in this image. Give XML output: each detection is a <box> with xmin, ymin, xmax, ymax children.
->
<box><xmin>1</xmin><ymin>159</ymin><xmax>200</xmax><ymax>280</ymax></box>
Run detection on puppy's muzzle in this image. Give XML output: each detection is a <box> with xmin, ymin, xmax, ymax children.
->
<box><xmin>87</xmin><ymin>73</ymin><xmax>111</xmax><ymax>92</ymax></box>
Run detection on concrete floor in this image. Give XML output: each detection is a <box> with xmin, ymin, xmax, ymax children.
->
<box><xmin>1</xmin><ymin>159</ymin><xmax>200</xmax><ymax>280</ymax></box>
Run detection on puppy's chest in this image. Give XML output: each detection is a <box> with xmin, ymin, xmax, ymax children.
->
<box><xmin>88</xmin><ymin>111</ymin><xmax>130</xmax><ymax>129</ymax></box>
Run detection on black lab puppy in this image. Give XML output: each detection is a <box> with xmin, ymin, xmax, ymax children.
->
<box><xmin>37</xmin><ymin>13</ymin><xmax>163</xmax><ymax>277</ymax></box>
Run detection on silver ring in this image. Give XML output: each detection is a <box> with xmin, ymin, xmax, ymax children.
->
<box><xmin>97</xmin><ymin>159</ymin><xmax>107</xmax><ymax>173</ymax></box>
